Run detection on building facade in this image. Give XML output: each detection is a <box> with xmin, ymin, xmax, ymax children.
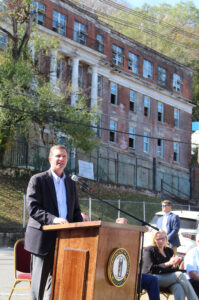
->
<box><xmin>1</xmin><ymin>0</ymin><xmax>194</xmax><ymax>199</ymax></box>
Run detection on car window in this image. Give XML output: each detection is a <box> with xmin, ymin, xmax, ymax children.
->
<box><xmin>180</xmin><ymin>218</ymin><xmax>197</xmax><ymax>229</ymax></box>
<box><xmin>151</xmin><ymin>215</ymin><xmax>197</xmax><ymax>230</ymax></box>
<box><xmin>151</xmin><ymin>215</ymin><xmax>161</xmax><ymax>224</ymax></box>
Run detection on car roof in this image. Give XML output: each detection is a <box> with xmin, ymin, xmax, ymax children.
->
<box><xmin>155</xmin><ymin>210</ymin><xmax>199</xmax><ymax>220</ymax></box>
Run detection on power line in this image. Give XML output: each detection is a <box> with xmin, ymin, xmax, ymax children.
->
<box><xmin>98</xmin><ymin>0</ymin><xmax>199</xmax><ymax>41</ymax></box>
<box><xmin>0</xmin><ymin>103</ymin><xmax>197</xmax><ymax>146</ymax></box>
<box><xmin>71</xmin><ymin>0</ymin><xmax>199</xmax><ymax>51</ymax></box>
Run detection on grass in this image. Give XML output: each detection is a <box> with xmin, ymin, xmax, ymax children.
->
<box><xmin>0</xmin><ymin>174</ymin><xmax>163</xmax><ymax>230</ymax></box>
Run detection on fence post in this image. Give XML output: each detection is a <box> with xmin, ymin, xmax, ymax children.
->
<box><xmin>117</xmin><ymin>199</ymin><xmax>120</xmax><ymax>219</ymax></box>
<box><xmin>23</xmin><ymin>194</ymin><xmax>26</xmax><ymax>228</ymax></box>
<box><xmin>153</xmin><ymin>158</ymin><xmax>156</xmax><ymax>191</ymax></box>
<box><xmin>143</xmin><ymin>201</ymin><xmax>146</xmax><ymax>222</ymax></box>
<box><xmin>89</xmin><ymin>197</ymin><xmax>92</xmax><ymax>220</ymax></box>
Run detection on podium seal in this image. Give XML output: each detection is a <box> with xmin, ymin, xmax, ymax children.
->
<box><xmin>107</xmin><ymin>248</ymin><xmax>130</xmax><ymax>287</ymax></box>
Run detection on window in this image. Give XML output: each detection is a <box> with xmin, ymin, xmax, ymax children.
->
<box><xmin>110</xmin><ymin>120</ymin><xmax>117</xmax><ymax>142</ymax></box>
<box><xmin>112</xmin><ymin>44</ymin><xmax>123</xmax><ymax>67</ymax></box>
<box><xmin>144</xmin><ymin>96</ymin><xmax>150</xmax><ymax>117</ymax></box>
<box><xmin>173</xmin><ymin>73</ymin><xmax>182</xmax><ymax>92</ymax></box>
<box><xmin>52</xmin><ymin>11</ymin><xmax>66</xmax><ymax>36</ymax></box>
<box><xmin>129</xmin><ymin>90</ymin><xmax>136</xmax><ymax>112</ymax></box>
<box><xmin>98</xmin><ymin>76</ymin><xmax>103</xmax><ymax>97</ymax></box>
<box><xmin>143</xmin><ymin>59</ymin><xmax>153</xmax><ymax>79</ymax></box>
<box><xmin>143</xmin><ymin>132</ymin><xmax>150</xmax><ymax>153</ymax></box>
<box><xmin>128</xmin><ymin>52</ymin><xmax>139</xmax><ymax>74</ymax></box>
<box><xmin>158</xmin><ymin>102</ymin><xmax>164</xmax><ymax>122</ymax></box>
<box><xmin>158</xmin><ymin>66</ymin><xmax>166</xmax><ymax>86</ymax></box>
<box><xmin>174</xmin><ymin>108</ymin><xmax>180</xmax><ymax>128</ymax></box>
<box><xmin>173</xmin><ymin>142</ymin><xmax>179</xmax><ymax>162</ymax></box>
<box><xmin>157</xmin><ymin>139</ymin><xmax>164</xmax><ymax>157</ymax></box>
<box><xmin>34</xmin><ymin>51</ymin><xmax>41</xmax><ymax>70</ymax></box>
<box><xmin>96</xmin><ymin>34</ymin><xmax>104</xmax><ymax>53</ymax></box>
<box><xmin>0</xmin><ymin>34</ymin><xmax>7</xmax><ymax>50</ymax></box>
<box><xmin>32</xmin><ymin>1</ymin><xmax>45</xmax><ymax>25</ymax></box>
<box><xmin>78</xmin><ymin>65</ymin><xmax>83</xmax><ymax>89</ymax></box>
<box><xmin>74</xmin><ymin>21</ymin><xmax>86</xmax><ymax>45</ymax></box>
<box><xmin>57</xmin><ymin>57</ymin><xmax>63</xmax><ymax>80</ymax></box>
<box><xmin>110</xmin><ymin>82</ymin><xmax>117</xmax><ymax>105</ymax></box>
<box><xmin>0</xmin><ymin>0</ymin><xmax>7</xmax><ymax>11</ymax></box>
<box><xmin>97</xmin><ymin>116</ymin><xmax>102</xmax><ymax>137</ymax></box>
<box><xmin>129</xmin><ymin>128</ymin><xmax>135</xmax><ymax>149</ymax></box>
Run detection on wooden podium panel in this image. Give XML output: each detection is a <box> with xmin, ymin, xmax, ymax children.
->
<box><xmin>43</xmin><ymin>221</ymin><xmax>146</xmax><ymax>300</ymax></box>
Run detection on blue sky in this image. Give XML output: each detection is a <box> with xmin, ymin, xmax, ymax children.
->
<box><xmin>123</xmin><ymin>0</ymin><xmax>199</xmax><ymax>8</ymax></box>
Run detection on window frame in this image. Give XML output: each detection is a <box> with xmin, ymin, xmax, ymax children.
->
<box><xmin>0</xmin><ymin>34</ymin><xmax>7</xmax><ymax>50</ymax></box>
<box><xmin>158</xmin><ymin>66</ymin><xmax>166</xmax><ymax>86</ymax></box>
<box><xmin>174</xmin><ymin>108</ymin><xmax>180</xmax><ymax>128</ymax></box>
<box><xmin>173</xmin><ymin>142</ymin><xmax>179</xmax><ymax>162</ymax></box>
<box><xmin>52</xmin><ymin>10</ymin><xmax>66</xmax><ymax>36</ymax></box>
<box><xmin>143</xmin><ymin>132</ymin><xmax>150</xmax><ymax>153</ymax></box>
<box><xmin>129</xmin><ymin>90</ymin><xmax>136</xmax><ymax>112</ymax></box>
<box><xmin>98</xmin><ymin>76</ymin><xmax>103</xmax><ymax>98</ymax></box>
<box><xmin>144</xmin><ymin>96</ymin><xmax>150</xmax><ymax>117</ymax></box>
<box><xmin>112</xmin><ymin>44</ymin><xmax>124</xmax><ymax>67</ymax></box>
<box><xmin>109</xmin><ymin>120</ymin><xmax>117</xmax><ymax>143</ymax></box>
<box><xmin>129</xmin><ymin>127</ymin><xmax>135</xmax><ymax>149</ymax></box>
<box><xmin>157</xmin><ymin>138</ymin><xmax>164</xmax><ymax>157</ymax></box>
<box><xmin>33</xmin><ymin>1</ymin><xmax>45</xmax><ymax>25</ymax></box>
<box><xmin>158</xmin><ymin>102</ymin><xmax>164</xmax><ymax>122</ymax></box>
<box><xmin>128</xmin><ymin>52</ymin><xmax>139</xmax><ymax>74</ymax></box>
<box><xmin>74</xmin><ymin>21</ymin><xmax>87</xmax><ymax>45</ymax></box>
<box><xmin>143</xmin><ymin>59</ymin><xmax>153</xmax><ymax>80</ymax></box>
<box><xmin>110</xmin><ymin>82</ymin><xmax>118</xmax><ymax>105</ymax></box>
<box><xmin>96</xmin><ymin>34</ymin><xmax>104</xmax><ymax>53</ymax></box>
<box><xmin>173</xmin><ymin>73</ymin><xmax>182</xmax><ymax>92</ymax></box>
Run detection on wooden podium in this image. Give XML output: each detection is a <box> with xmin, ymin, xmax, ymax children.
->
<box><xmin>43</xmin><ymin>221</ymin><xmax>147</xmax><ymax>300</ymax></box>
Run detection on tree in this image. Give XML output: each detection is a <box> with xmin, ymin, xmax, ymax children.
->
<box><xmin>99</xmin><ymin>0</ymin><xmax>199</xmax><ymax>120</ymax></box>
<box><xmin>0</xmin><ymin>0</ymin><xmax>99</xmax><ymax>165</ymax></box>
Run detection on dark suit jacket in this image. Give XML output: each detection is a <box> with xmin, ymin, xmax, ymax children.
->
<box><xmin>24</xmin><ymin>169</ymin><xmax>83</xmax><ymax>255</ymax></box>
<box><xmin>156</xmin><ymin>212</ymin><xmax>180</xmax><ymax>247</ymax></box>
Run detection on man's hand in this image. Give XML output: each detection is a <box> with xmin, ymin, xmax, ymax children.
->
<box><xmin>53</xmin><ymin>217</ymin><xmax>69</xmax><ymax>224</ymax></box>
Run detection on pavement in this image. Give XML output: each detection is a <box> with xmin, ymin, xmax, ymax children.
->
<box><xmin>0</xmin><ymin>247</ymin><xmax>29</xmax><ymax>300</ymax></box>
<box><xmin>0</xmin><ymin>247</ymin><xmax>174</xmax><ymax>300</ymax></box>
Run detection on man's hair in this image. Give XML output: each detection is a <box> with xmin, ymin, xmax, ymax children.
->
<box><xmin>49</xmin><ymin>145</ymin><xmax>68</xmax><ymax>157</ymax></box>
<box><xmin>161</xmin><ymin>200</ymin><xmax>172</xmax><ymax>206</ymax></box>
<box><xmin>116</xmin><ymin>217</ymin><xmax>128</xmax><ymax>224</ymax></box>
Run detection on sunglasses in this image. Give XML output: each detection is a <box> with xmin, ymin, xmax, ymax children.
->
<box><xmin>162</xmin><ymin>204</ymin><xmax>168</xmax><ymax>207</ymax></box>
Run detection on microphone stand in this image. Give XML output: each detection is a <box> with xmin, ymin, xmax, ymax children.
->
<box><xmin>79</xmin><ymin>185</ymin><xmax>159</xmax><ymax>300</ymax></box>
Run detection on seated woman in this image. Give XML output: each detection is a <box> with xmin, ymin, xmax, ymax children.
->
<box><xmin>142</xmin><ymin>230</ymin><xmax>198</xmax><ymax>300</ymax></box>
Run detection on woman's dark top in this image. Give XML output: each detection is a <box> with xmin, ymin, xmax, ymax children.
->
<box><xmin>142</xmin><ymin>245</ymin><xmax>179</xmax><ymax>274</ymax></box>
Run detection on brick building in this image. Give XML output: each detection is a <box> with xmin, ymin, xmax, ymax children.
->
<box><xmin>1</xmin><ymin>0</ymin><xmax>194</xmax><ymax>199</ymax></box>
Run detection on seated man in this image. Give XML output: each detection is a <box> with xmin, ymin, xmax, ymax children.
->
<box><xmin>116</xmin><ymin>218</ymin><xmax>160</xmax><ymax>300</ymax></box>
<box><xmin>184</xmin><ymin>234</ymin><xmax>199</xmax><ymax>296</ymax></box>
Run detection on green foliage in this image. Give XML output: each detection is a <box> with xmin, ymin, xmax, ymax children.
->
<box><xmin>0</xmin><ymin>0</ymin><xmax>99</xmax><ymax>165</ymax></box>
<box><xmin>101</xmin><ymin>0</ymin><xmax>199</xmax><ymax>120</ymax></box>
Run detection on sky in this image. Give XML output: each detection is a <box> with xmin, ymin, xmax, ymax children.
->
<box><xmin>123</xmin><ymin>0</ymin><xmax>199</xmax><ymax>9</ymax></box>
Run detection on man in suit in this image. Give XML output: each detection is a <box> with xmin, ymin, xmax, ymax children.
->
<box><xmin>24</xmin><ymin>145</ymin><xmax>83</xmax><ymax>300</ymax></box>
<box><xmin>156</xmin><ymin>200</ymin><xmax>180</xmax><ymax>254</ymax></box>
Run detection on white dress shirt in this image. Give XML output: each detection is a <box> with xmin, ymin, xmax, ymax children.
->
<box><xmin>51</xmin><ymin>170</ymin><xmax>67</xmax><ymax>219</ymax></box>
<box><xmin>185</xmin><ymin>246</ymin><xmax>199</xmax><ymax>279</ymax></box>
<box><xmin>162</xmin><ymin>213</ymin><xmax>169</xmax><ymax>233</ymax></box>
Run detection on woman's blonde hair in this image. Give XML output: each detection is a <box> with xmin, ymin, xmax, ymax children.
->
<box><xmin>152</xmin><ymin>230</ymin><xmax>168</xmax><ymax>246</ymax></box>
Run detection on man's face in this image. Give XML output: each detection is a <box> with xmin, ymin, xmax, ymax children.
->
<box><xmin>49</xmin><ymin>148</ymin><xmax>68</xmax><ymax>176</ymax></box>
<box><xmin>162</xmin><ymin>203</ymin><xmax>172</xmax><ymax>214</ymax></box>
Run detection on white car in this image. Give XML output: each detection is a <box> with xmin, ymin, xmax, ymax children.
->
<box><xmin>144</xmin><ymin>210</ymin><xmax>199</xmax><ymax>256</ymax></box>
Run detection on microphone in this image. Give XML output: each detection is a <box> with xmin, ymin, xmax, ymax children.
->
<box><xmin>71</xmin><ymin>175</ymin><xmax>93</xmax><ymax>191</ymax></box>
